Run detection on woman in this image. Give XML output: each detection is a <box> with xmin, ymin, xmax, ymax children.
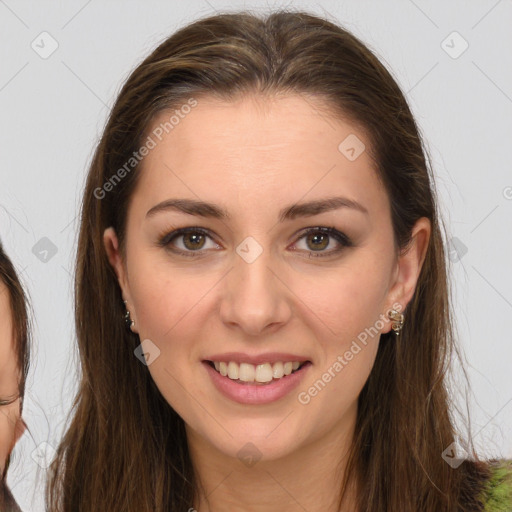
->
<box><xmin>46</xmin><ymin>10</ymin><xmax>511</xmax><ymax>511</ymax></box>
<box><xmin>0</xmin><ymin>239</ymin><xmax>30</xmax><ymax>512</ymax></box>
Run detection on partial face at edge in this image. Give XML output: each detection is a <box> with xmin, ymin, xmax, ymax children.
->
<box><xmin>0</xmin><ymin>283</ymin><xmax>25</xmax><ymax>476</ymax></box>
<box><xmin>104</xmin><ymin>93</ymin><xmax>430</xmax><ymax>461</ymax></box>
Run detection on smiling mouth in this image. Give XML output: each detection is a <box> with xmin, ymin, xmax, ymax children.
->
<box><xmin>205</xmin><ymin>360</ymin><xmax>312</xmax><ymax>385</ymax></box>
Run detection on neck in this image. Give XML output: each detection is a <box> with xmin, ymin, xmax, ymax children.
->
<box><xmin>187</xmin><ymin>402</ymin><xmax>359</xmax><ymax>512</ymax></box>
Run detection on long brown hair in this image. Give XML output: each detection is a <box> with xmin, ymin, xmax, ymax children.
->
<box><xmin>46</xmin><ymin>9</ymin><xmax>493</xmax><ymax>511</ymax></box>
<box><xmin>0</xmin><ymin>238</ymin><xmax>31</xmax><ymax>509</ymax></box>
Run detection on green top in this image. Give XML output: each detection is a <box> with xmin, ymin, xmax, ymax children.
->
<box><xmin>479</xmin><ymin>459</ymin><xmax>512</xmax><ymax>511</ymax></box>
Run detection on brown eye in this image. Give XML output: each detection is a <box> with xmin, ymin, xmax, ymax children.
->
<box><xmin>305</xmin><ymin>232</ymin><xmax>329</xmax><ymax>251</ymax></box>
<box><xmin>293</xmin><ymin>227</ymin><xmax>353</xmax><ymax>258</ymax></box>
<box><xmin>182</xmin><ymin>232</ymin><xmax>206</xmax><ymax>251</ymax></box>
<box><xmin>158</xmin><ymin>226</ymin><xmax>352</xmax><ymax>259</ymax></box>
<box><xmin>158</xmin><ymin>227</ymin><xmax>220</xmax><ymax>257</ymax></box>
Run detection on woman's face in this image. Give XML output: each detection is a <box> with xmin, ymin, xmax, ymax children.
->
<box><xmin>0</xmin><ymin>283</ymin><xmax>25</xmax><ymax>475</ymax></box>
<box><xmin>104</xmin><ymin>94</ymin><xmax>429</xmax><ymax>462</ymax></box>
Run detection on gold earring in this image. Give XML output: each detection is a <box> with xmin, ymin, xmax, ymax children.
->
<box><xmin>388</xmin><ymin>309</ymin><xmax>404</xmax><ymax>335</ymax></box>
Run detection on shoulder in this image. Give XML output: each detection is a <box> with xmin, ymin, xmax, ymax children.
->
<box><xmin>478</xmin><ymin>458</ymin><xmax>512</xmax><ymax>512</ymax></box>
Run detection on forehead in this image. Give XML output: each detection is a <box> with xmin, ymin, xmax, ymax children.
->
<box><xmin>132</xmin><ymin>93</ymin><xmax>387</xmax><ymax>219</ymax></box>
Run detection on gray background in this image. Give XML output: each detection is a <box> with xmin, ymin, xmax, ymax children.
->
<box><xmin>1</xmin><ymin>1</ymin><xmax>511</xmax><ymax>509</ymax></box>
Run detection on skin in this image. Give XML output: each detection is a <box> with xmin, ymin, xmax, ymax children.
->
<box><xmin>104</xmin><ymin>93</ymin><xmax>430</xmax><ymax>512</ymax></box>
<box><xmin>0</xmin><ymin>282</ymin><xmax>26</xmax><ymax>476</ymax></box>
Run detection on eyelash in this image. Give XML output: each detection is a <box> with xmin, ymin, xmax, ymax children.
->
<box><xmin>0</xmin><ymin>396</ymin><xmax>19</xmax><ymax>407</ymax></box>
<box><xmin>157</xmin><ymin>226</ymin><xmax>353</xmax><ymax>259</ymax></box>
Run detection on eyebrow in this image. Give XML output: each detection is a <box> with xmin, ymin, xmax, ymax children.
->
<box><xmin>146</xmin><ymin>196</ymin><xmax>369</xmax><ymax>222</ymax></box>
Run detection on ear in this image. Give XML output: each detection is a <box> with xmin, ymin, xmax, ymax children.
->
<box><xmin>103</xmin><ymin>227</ymin><xmax>138</xmax><ymax>333</ymax></box>
<box><xmin>381</xmin><ymin>217</ymin><xmax>431</xmax><ymax>334</ymax></box>
<box><xmin>103</xmin><ymin>227</ymin><xmax>128</xmax><ymax>293</ymax></box>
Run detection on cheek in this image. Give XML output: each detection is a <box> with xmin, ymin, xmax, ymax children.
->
<box><xmin>137</xmin><ymin>295</ymin><xmax>209</xmax><ymax>432</ymax></box>
<box><xmin>292</xmin><ymin>258</ymin><xmax>390</xmax><ymax>344</ymax></box>
<box><xmin>0</xmin><ymin>408</ymin><xmax>18</xmax><ymax>468</ymax></box>
<box><xmin>129</xmin><ymin>267</ymin><xmax>213</xmax><ymax>404</ymax></box>
<box><xmin>290</xmin><ymin>262</ymin><xmax>387</xmax><ymax>407</ymax></box>
<box><xmin>131</xmin><ymin>266</ymin><xmax>211</xmax><ymax>344</ymax></box>
<box><xmin>293</xmin><ymin>277</ymin><xmax>383</xmax><ymax>432</ymax></box>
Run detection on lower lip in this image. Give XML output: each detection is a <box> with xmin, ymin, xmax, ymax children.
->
<box><xmin>202</xmin><ymin>361</ymin><xmax>312</xmax><ymax>405</ymax></box>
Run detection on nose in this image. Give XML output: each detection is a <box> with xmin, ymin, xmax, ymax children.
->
<box><xmin>219</xmin><ymin>245</ymin><xmax>292</xmax><ymax>336</ymax></box>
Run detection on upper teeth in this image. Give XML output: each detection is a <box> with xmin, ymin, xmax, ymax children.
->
<box><xmin>213</xmin><ymin>361</ymin><xmax>302</xmax><ymax>383</ymax></box>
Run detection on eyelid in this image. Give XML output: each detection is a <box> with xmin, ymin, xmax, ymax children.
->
<box><xmin>0</xmin><ymin>394</ymin><xmax>20</xmax><ymax>406</ymax></box>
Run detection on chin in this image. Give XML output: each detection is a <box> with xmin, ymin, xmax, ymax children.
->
<box><xmin>212</xmin><ymin>428</ymin><xmax>303</xmax><ymax>464</ymax></box>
